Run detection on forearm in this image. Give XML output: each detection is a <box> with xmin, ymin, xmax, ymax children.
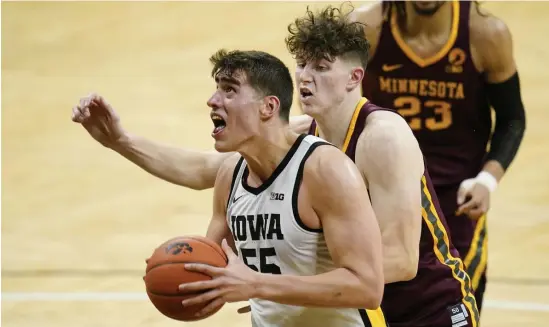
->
<box><xmin>485</xmin><ymin>72</ymin><xmax>526</xmax><ymax>175</ymax></box>
<box><xmin>255</xmin><ymin>268</ymin><xmax>380</xmax><ymax>309</ymax></box>
<box><xmin>111</xmin><ymin>134</ymin><xmax>230</xmax><ymax>190</ymax></box>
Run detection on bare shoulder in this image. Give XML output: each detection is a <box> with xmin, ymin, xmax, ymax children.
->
<box><xmin>470</xmin><ymin>5</ymin><xmax>514</xmax><ymax>75</ymax></box>
<box><xmin>216</xmin><ymin>152</ymin><xmax>243</xmax><ymax>186</ymax></box>
<box><xmin>302</xmin><ymin>143</ymin><xmax>364</xmax><ymax>190</ymax></box>
<box><xmin>349</xmin><ymin>2</ymin><xmax>384</xmax><ymax>59</ymax></box>
<box><xmin>356</xmin><ymin>111</ymin><xmax>424</xmax><ymax>180</ymax></box>
<box><xmin>470</xmin><ymin>5</ymin><xmax>512</xmax><ymax>44</ymax></box>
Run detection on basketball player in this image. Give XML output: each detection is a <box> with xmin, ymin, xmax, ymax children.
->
<box><xmin>351</xmin><ymin>0</ymin><xmax>527</xmax><ymax>313</ymax></box>
<box><xmin>174</xmin><ymin>49</ymin><xmax>388</xmax><ymax>326</ymax></box>
<box><xmin>71</xmin><ymin>5</ymin><xmax>478</xmax><ymax>327</ymax></box>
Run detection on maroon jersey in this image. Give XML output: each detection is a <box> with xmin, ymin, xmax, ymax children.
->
<box><xmin>364</xmin><ymin>0</ymin><xmax>491</xmax><ymax>189</ymax></box>
<box><xmin>308</xmin><ymin>99</ymin><xmax>479</xmax><ymax>327</ymax></box>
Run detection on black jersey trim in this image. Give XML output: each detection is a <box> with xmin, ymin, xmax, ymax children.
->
<box><xmin>291</xmin><ymin>141</ymin><xmax>333</xmax><ymax>233</ymax></box>
<box><xmin>226</xmin><ymin>156</ymin><xmax>245</xmax><ymax>211</ymax></box>
<box><xmin>241</xmin><ymin>134</ymin><xmax>306</xmax><ymax>195</ymax></box>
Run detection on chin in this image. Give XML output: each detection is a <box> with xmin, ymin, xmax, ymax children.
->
<box><xmin>412</xmin><ymin>1</ymin><xmax>444</xmax><ymax>16</ymax></box>
<box><xmin>213</xmin><ymin>141</ymin><xmax>234</xmax><ymax>153</ymax></box>
<box><xmin>299</xmin><ymin>102</ymin><xmax>323</xmax><ymax>118</ymax></box>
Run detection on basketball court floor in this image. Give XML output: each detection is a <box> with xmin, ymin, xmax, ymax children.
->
<box><xmin>2</xmin><ymin>2</ymin><xmax>548</xmax><ymax>326</ymax></box>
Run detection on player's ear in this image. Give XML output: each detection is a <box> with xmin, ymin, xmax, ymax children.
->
<box><xmin>260</xmin><ymin>95</ymin><xmax>280</xmax><ymax>121</ymax></box>
<box><xmin>346</xmin><ymin>66</ymin><xmax>364</xmax><ymax>91</ymax></box>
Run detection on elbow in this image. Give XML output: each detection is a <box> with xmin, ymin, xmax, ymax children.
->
<box><xmin>356</xmin><ymin>279</ymin><xmax>384</xmax><ymax>309</ymax></box>
<box><xmin>394</xmin><ymin>248</ymin><xmax>419</xmax><ymax>282</ymax></box>
<box><xmin>353</xmin><ymin>269</ymin><xmax>384</xmax><ymax>309</ymax></box>
<box><xmin>398</xmin><ymin>256</ymin><xmax>419</xmax><ymax>281</ymax></box>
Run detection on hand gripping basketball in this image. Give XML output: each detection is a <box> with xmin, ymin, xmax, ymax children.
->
<box><xmin>71</xmin><ymin>93</ymin><xmax>126</xmax><ymax>148</ymax></box>
<box><xmin>178</xmin><ymin>239</ymin><xmax>261</xmax><ymax>318</ymax></box>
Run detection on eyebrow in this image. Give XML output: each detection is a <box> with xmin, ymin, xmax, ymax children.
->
<box><xmin>214</xmin><ymin>75</ymin><xmax>241</xmax><ymax>86</ymax></box>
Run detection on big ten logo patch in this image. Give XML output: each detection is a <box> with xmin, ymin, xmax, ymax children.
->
<box><xmin>446</xmin><ymin>48</ymin><xmax>467</xmax><ymax>74</ymax></box>
<box><xmin>270</xmin><ymin>192</ymin><xmax>285</xmax><ymax>201</ymax></box>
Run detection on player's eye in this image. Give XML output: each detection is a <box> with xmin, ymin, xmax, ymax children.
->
<box><xmin>316</xmin><ymin>65</ymin><xmax>328</xmax><ymax>71</ymax></box>
<box><xmin>223</xmin><ymin>86</ymin><xmax>235</xmax><ymax>93</ymax></box>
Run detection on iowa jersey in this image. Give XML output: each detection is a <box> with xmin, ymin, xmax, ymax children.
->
<box><xmin>309</xmin><ymin>99</ymin><xmax>479</xmax><ymax>327</ymax></box>
<box><xmin>226</xmin><ymin>134</ymin><xmax>387</xmax><ymax>327</ymax></box>
<box><xmin>364</xmin><ymin>0</ymin><xmax>492</xmax><ymax>187</ymax></box>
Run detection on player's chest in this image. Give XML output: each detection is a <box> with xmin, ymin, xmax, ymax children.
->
<box><xmin>227</xmin><ymin>190</ymin><xmax>293</xmax><ymax>243</ymax></box>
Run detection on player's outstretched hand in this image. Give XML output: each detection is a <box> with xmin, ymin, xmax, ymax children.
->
<box><xmin>456</xmin><ymin>178</ymin><xmax>490</xmax><ymax>220</ymax></box>
<box><xmin>71</xmin><ymin>93</ymin><xmax>126</xmax><ymax>148</ymax></box>
<box><xmin>179</xmin><ymin>239</ymin><xmax>259</xmax><ymax>317</ymax></box>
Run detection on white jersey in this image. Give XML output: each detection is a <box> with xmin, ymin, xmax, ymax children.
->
<box><xmin>226</xmin><ymin>135</ymin><xmax>368</xmax><ymax>327</ymax></box>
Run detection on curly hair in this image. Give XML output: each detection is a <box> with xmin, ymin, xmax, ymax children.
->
<box><xmin>285</xmin><ymin>4</ymin><xmax>370</xmax><ymax>69</ymax></box>
<box><xmin>209</xmin><ymin>49</ymin><xmax>294</xmax><ymax>122</ymax></box>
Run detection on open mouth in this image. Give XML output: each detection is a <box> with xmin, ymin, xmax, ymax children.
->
<box><xmin>211</xmin><ymin>113</ymin><xmax>226</xmax><ymax>135</ymax></box>
<box><xmin>300</xmin><ymin>87</ymin><xmax>313</xmax><ymax>99</ymax></box>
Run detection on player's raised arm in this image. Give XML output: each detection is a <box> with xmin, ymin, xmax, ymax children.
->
<box><xmin>72</xmin><ymin>93</ymin><xmax>310</xmax><ymax>190</ymax></box>
<box><xmin>356</xmin><ymin>112</ymin><xmax>424</xmax><ymax>284</ymax></box>
<box><xmin>254</xmin><ymin>145</ymin><xmax>384</xmax><ymax>309</ymax></box>
<box><xmin>71</xmin><ymin>93</ymin><xmax>231</xmax><ymax>190</ymax></box>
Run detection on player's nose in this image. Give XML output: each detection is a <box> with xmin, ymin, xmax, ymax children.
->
<box><xmin>296</xmin><ymin>67</ymin><xmax>313</xmax><ymax>84</ymax></box>
<box><xmin>206</xmin><ymin>92</ymin><xmax>222</xmax><ymax>109</ymax></box>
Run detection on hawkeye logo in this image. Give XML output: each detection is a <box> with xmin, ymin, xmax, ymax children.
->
<box><xmin>165</xmin><ymin>242</ymin><xmax>193</xmax><ymax>255</ymax></box>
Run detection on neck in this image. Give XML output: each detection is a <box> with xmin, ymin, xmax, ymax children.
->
<box><xmin>312</xmin><ymin>89</ymin><xmax>362</xmax><ymax>149</ymax></box>
<box><xmin>403</xmin><ymin>2</ymin><xmax>453</xmax><ymax>37</ymax></box>
<box><xmin>239</xmin><ymin>125</ymin><xmax>298</xmax><ymax>183</ymax></box>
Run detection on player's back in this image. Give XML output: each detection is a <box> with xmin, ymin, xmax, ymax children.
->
<box><xmin>226</xmin><ymin>134</ymin><xmax>386</xmax><ymax>327</ymax></box>
<box><xmin>308</xmin><ymin>99</ymin><xmax>479</xmax><ymax>327</ymax></box>
<box><xmin>363</xmin><ymin>0</ymin><xmax>491</xmax><ymax>188</ymax></box>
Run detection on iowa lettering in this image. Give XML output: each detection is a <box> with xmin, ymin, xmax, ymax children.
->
<box><xmin>230</xmin><ymin>214</ymin><xmax>284</xmax><ymax>241</ymax></box>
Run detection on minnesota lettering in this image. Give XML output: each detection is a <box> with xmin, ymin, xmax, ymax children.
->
<box><xmin>379</xmin><ymin>77</ymin><xmax>465</xmax><ymax>100</ymax></box>
<box><xmin>231</xmin><ymin>214</ymin><xmax>285</xmax><ymax>241</ymax></box>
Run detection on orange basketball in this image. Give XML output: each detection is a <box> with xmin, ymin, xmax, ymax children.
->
<box><xmin>144</xmin><ymin>236</ymin><xmax>228</xmax><ymax>321</ymax></box>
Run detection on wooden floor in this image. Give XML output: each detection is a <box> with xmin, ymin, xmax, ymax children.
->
<box><xmin>2</xmin><ymin>2</ymin><xmax>548</xmax><ymax>326</ymax></box>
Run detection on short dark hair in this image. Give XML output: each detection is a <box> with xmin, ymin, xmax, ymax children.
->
<box><xmin>209</xmin><ymin>49</ymin><xmax>294</xmax><ymax>122</ymax></box>
<box><xmin>285</xmin><ymin>4</ymin><xmax>370</xmax><ymax>69</ymax></box>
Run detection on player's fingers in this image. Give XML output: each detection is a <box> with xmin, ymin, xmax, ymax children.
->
<box><xmin>195</xmin><ymin>296</ymin><xmax>226</xmax><ymax>317</ymax></box>
<box><xmin>456</xmin><ymin>188</ymin><xmax>468</xmax><ymax>206</ymax></box>
<box><xmin>94</xmin><ymin>94</ymin><xmax>117</xmax><ymax>116</ymax></box>
<box><xmin>72</xmin><ymin>106</ymin><xmax>88</xmax><ymax>123</ymax></box>
<box><xmin>178</xmin><ymin>279</ymin><xmax>219</xmax><ymax>293</ymax></box>
<box><xmin>456</xmin><ymin>198</ymin><xmax>478</xmax><ymax>216</ymax></box>
<box><xmin>237</xmin><ymin>305</ymin><xmax>251</xmax><ymax>314</ymax></box>
<box><xmin>181</xmin><ymin>289</ymin><xmax>219</xmax><ymax>309</ymax></box>
<box><xmin>457</xmin><ymin>179</ymin><xmax>474</xmax><ymax>205</ymax></box>
<box><xmin>71</xmin><ymin>107</ymin><xmax>81</xmax><ymax>122</ymax></box>
<box><xmin>184</xmin><ymin>263</ymin><xmax>223</xmax><ymax>277</ymax></box>
<box><xmin>466</xmin><ymin>208</ymin><xmax>484</xmax><ymax>220</ymax></box>
<box><xmin>221</xmin><ymin>239</ymin><xmax>237</xmax><ymax>260</ymax></box>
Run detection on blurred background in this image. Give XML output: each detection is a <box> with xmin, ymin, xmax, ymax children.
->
<box><xmin>2</xmin><ymin>1</ymin><xmax>548</xmax><ymax>327</ymax></box>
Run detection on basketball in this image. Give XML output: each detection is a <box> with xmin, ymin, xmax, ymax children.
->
<box><xmin>144</xmin><ymin>236</ymin><xmax>228</xmax><ymax>321</ymax></box>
